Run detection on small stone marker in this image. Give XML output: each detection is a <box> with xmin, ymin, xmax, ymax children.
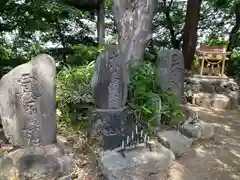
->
<box><xmin>156</xmin><ymin>49</ymin><xmax>184</xmax><ymax>104</ymax></box>
<box><xmin>0</xmin><ymin>54</ymin><xmax>57</xmax><ymax>147</ymax></box>
<box><xmin>180</xmin><ymin>117</ymin><xmax>215</xmax><ymax>139</ymax></box>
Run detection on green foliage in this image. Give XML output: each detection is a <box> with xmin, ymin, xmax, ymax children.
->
<box><xmin>60</xmin><ymin>44</ymin><xmax>103</xmax><ymax>67</ymax></box>
<box><xmin>128</xmin><ymin>62</ymin><xmax>183</xmax><ymax>133</ymax></box>
<box><xmin>56</xmin><ymin>59</ymin><xmax>183</xmax><ymax>132</ymax></box>
<box><xmin>202</xmin><ymin>35</ymin><xmax>228</xmax><ymax>47</ymax></box>
<box><xmin>228</xmin><ymin>52</ymin><xmax>240</xmax><ymax>78</ymax></box>
<box><xmin>56</xmin><ymin>61</ymin><xmax>94</xmax><ymax>129</ymax></box>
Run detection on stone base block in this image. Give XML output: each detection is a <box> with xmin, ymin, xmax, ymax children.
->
<box><xmin>98</xmin><ymin>141</ymin><xmax>174</xmax><ymax>180</ymax></box>
<box><xmin>89</xmin><ymin>108</ymin><xmax>134</xmax><ymax>150</ymax></box>
<box><xmin>157</xmin><ymin>130</ymin><xmax>193</xmax><ymax>157</ymax></box>
<box><xmin>180</xmin><ymin>119</ymin><xmax>215</xmax><ymax>139</ymax></box>
<box><xmin>0</xmin><ymin>144</ymin><xmax>72</xmax><ymax>180</ymax></box>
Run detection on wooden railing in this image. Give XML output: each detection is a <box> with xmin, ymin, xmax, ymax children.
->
<box><xmin>196</xmin><ymin>45</ymin><xmax>231</xmax><ymax>76</ymax></box>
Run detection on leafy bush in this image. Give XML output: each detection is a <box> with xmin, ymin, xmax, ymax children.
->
<box><xmin>64</xmin><ymin>45</ymin><xmax>103</xmax><ymax>66</ymax></box>
<box><xmin>227</xmin><ymin>52</ymin><xmax>240</xmax><ymax>79</ymax></box>
<box><xmin>56</xmin><ymin>59</ymin><xmax>183</xmax><ymax>132</ymax></box>
<box><xmin>56</xmin><ymin>61</ymin><xmax>94</xmax><ymax>129</ymax></box>
<box><xmin>128</xmin><ymin>62</ymin><xmax>183</xmax><ymax>132</ymax></box>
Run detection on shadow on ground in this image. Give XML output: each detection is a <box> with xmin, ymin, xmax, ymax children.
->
<box><xmin>167</xmin><ymin>104</ymin><xmax>240</xmax><ymax>180</ymax></box>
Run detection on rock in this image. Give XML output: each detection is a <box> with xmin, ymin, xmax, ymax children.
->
<box><xmin>57</xmin><ymin>135</ymin><xmax>73</xmax><ymax>154</ymax></box>
<box><xmin>228</xmin><ymin>91</ymin><xmax>239</xmax><ymax>108</ymax></box>
<box><xmin>192</xmin><ymin>92</ymin><xmax>231</xmax><ymax>110</ymax></box>
<box><xmin>184</xmin><ymin>75</ymin><xmax>239</xmax><ymax>108</ymax></box>
<box><xmin>98</xmin><ymin>141</ymin><xmax>175</xmax><ymax>180</ymax></box>
<box><xmin>58</xmin><ymin>175</ymin><xmax>71</xmax><ymax>180</ymax></box>
<box><xmin>0</xmin><ymin>144</ymin><xmax>14</xmax><ymax>153</ymax></box>
<box><xmin>0</xmin><ymin>144</ymin><xmax>72</xmax><ymax>180</ymax></box>
<box><xmin>157</xmin><ymin>130</ymin><xmax>193</xmax><ymax>157</ymax></box>
<box><xmin>211</xmin><ymin>94</ymin><xmax>231</xmax><ymax>110</ymax></box>
<box><xmin>192</xmin><ymin>93</ymin><xmax>211</xmax><ymax>108</ymax></box>
<box><xmin>156</xmin><ymin>49</ymin><xmax>184</xmax><ymax>104</ymax></box>
<box><xmin>180</xmin><ymin>119</ymin><xmax>215</xmax><ymax>139</ymax></box>
<box><xmin>0</xmin><ymin>54</ymin><xmax>57</xmax><ymax>147</ymax></box>
<box><xmin>91</xmin><ymin>45</ymin><xmax>128</xmax><ymax>109</ymax></box>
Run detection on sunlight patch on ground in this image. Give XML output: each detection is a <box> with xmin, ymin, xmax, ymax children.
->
<box><xmin>213</xmin><ymin>123</ymin><xmax>232</xmax><ymax>133</ymax></box>
<box><xmin>230</xmin><ymin>149</ymin><xmax>240</xmax><ymax>158</ymax></box>
<box><xmin>168</xmin><ymin>162</ymin><xmax>185</xmax><ymax>180</ymax></box>
<box><xmin>195</xmin><ymin>146</ymin><xmax>208</xmax><ymax>158</ymax></box>
<box><xmin>230</xmin><ymin>174</ymin><xmax>240</xmax><ymax>180</ymax></box>
<box><xmin>215</xmin><ymin>158</ymin><xmax>231</xmax><ymax>169</ymax></box>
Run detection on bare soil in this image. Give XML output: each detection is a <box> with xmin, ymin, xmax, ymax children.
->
<box><xmin>167</xmin><ymin>104</ymin><xmax>240</xmax><ymax>180</ymax></box>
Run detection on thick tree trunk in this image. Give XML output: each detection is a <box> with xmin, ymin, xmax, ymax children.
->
<box><xmin>111</xmin><ymin>0</ymin><xmax>157</xmax><ymax>64</ymax></box>
<box><xmin>182</xmin><ymin>0</ymin><xmax>202</xmax><ymax>70</ymax></box>
<box><xmin>227</xmin><ymin>3</ymin><xmax>240</xmax><ymax>52</ymax></box>
<box><xmin>97</xmin><ymin>0</ymin><xmax>105</xmax><ymax>45</ymax></box>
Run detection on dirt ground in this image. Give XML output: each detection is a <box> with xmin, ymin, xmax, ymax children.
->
<box><xmin>167</xmin><ymin>104</ymin><xmax>240</xmax><ymax>180</ymax></box>
<box><xmin>65</xmin><ymin>103</ymin><xmax>240</xmax><ymax>180</ymax></box>
<box><xmin>2</xmin><ymin>103</ymin><xmax>237</xmax><ymax>180</ymax></box>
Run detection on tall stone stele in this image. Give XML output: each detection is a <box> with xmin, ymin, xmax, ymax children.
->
<box><xmin>90</xmin><ymin>45</ymin><xmax>132</xmax><ymax>150</ymax></box>
<box><xmin>155</xmin><ymin>49</ymin><xmax>185</xmax><ymax>104</ymax></box>
<box><xmin>0</xmin><ymin>54</ymin><xmax>72</xmax><ymax>180</ymax></box>
<box><xmin>0</xmin><ymin>54</ymin><xmax>57</xmax><ymax>147</ymax></box>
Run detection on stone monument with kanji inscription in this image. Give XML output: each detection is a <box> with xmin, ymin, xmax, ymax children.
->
<box><xmin>0</xmin><ymin>54</ymin><xmax>72</xmax><ymax>180</ymax></box>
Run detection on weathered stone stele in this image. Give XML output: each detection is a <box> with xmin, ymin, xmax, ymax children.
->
<box><xmin>90</xmin><ymin>45</ymin><xmax>131</xmax><ymax>150</ymax></box>
<box><xmin>0</xmin><ymin>54</ymin><xmax>57</xmax><ymax>147</ymax></box>
<box><xmin>91</xmin><ymin>45</ymin><xmax>128</xmax><ymax>109</ymax></box>
<box><xmin>156</xmin><ymin>49</ymin><xmax>185</xmax><ymax>103</ymax></box>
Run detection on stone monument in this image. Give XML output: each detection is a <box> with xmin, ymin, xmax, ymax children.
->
<box><xmin>90</xmin><ymin>45</ymin><xmax>132</xmax><ymax>150</ymax></box>
<box><xmin>155</xmin><ymin>49</ymin><xmax>185</xmax><ymax>104</ymax></box>
<box><xmin>90</xmin><ymin>46</ymin><xmax>176</xmax><ymax>180</ymax></box>
<box><xmin>0</xmin><ymin>54</ymin><xmax>72</xmax><ymax>180</ymax></box>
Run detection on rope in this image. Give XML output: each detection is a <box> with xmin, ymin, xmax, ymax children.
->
<box><xmin>204</xmin><ymin>58</ymin><xmax>223</xmax><ymax>65</ymax></box>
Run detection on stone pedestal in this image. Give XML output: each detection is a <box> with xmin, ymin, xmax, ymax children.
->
<box><xmin>98</xmin><ymin>141</ymin><xmax>175</xmax><ymax>180</ymax></box>
<box><xmin>0</xmin><ymin>144</ymin><xmax>72</xmax><ymax>180</ymax></box>
<box><xmin>89</xmin><ymin>108</ymin><xmax>134</xmax><ymax>150</ymax></box>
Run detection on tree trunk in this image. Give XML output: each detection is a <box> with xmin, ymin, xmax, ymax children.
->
<box><xmin>97</xmin><ymin>0</ymin><xmax>105</xmax><ymax>45</ymax></box>
<box><xmin>227</xmin><ymin>3</ymin><xmax>240</xmax><ymax>52</ymax></box>
<box><xmin>182</xmin><ymin>0</ymin><xmax>202</xmax><ymax>70</ymax></box>
<box><xmin>111</xmin><ymin>0</ymin><xmax>157</xmax><ymax>64</ymax></box>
